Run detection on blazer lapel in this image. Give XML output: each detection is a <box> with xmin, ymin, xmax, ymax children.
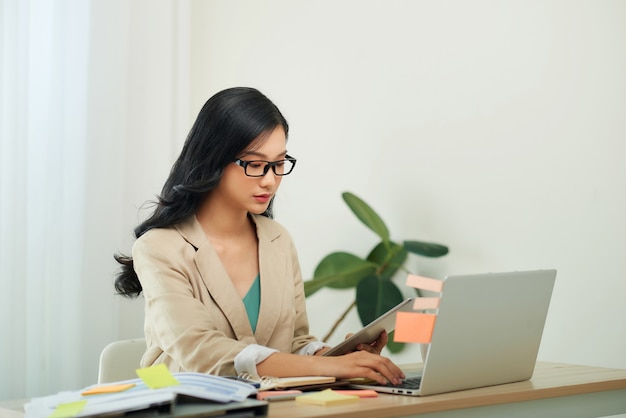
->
<box><xmin>252</xmin><ymin>215</ymin><xmax>286</xmax><ymax>347</ymax></box>
<box><xmin>176</xmin><ymin>216</ymin><xmax>253</xmax><ymax>341</ymax></box>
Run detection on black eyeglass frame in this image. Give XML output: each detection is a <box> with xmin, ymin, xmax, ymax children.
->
<box><xmin>233</xmin><ymin>154</ymin><xmax>297</xmax><ymax>177</ymax></box>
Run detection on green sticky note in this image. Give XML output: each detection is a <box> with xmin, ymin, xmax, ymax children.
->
<box><xmin>136</xmin><ymin>363</ymin><xmax>180</xmax><ymax>389</ymax></box>
<box><xmin>48</xmin><ymin>400</ymin><xmax>87</xmax><ymax>418</ymax></box>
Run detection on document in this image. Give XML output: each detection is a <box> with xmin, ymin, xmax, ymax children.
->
<box><xmin>25</xmin><ymin>372</ymin><xmax>265</xmax><ymax>418</ymax></box>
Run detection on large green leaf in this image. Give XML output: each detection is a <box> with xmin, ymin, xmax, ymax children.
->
<box><xmin>304</xmin><ymin>274</ymin><xmax>345</xmax><ymax>297</ymax></box>
<box><xmin>355</xmin><ymin>277</ymin><xmax>406</xmax><ymax>353</ymax></box>
<box><xmin>355</xmin><ymin>275</ymin><xmax>404</xmax><ymax>326</ymax></box>
<box><xmin>367</xmin><ymin>241</ymin><xmax>408</xmax><ymax>281</ymax></box>
<box><xmin>304</xmin><ymin>252</ymin><xmax>377</xmax><ymax>296</ymax></box>
<box><xmin>342</xmin><ymin>192</ymin><xmax>390</xmax><ymax>243</ymax></box>
<box><xmin>385</xmin><ymin>330</ymin><xmax>405</xmax><ymax>353</ymax></box>
<box><xmin>403</xmin><ymin>240</ymin><xmax>449</xmax><ymax>258</ymax></box>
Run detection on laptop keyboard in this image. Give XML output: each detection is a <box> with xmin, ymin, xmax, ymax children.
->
<box><xmin>389</xmin><ymin>376</ymin><xmax>422</xmax><ymax>389</ymax></box>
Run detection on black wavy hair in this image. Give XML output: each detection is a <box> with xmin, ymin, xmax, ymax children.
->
<box><xmin>113</xmin><ymin>87</ymin><xmax>289</xmax><ymax>297</ymax></box>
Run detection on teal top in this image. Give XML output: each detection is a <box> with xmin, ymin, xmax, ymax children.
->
<box><xmin>242</xmin><ymin>274</ymin><xmax>261</xmax><ymax>333</ymax></box>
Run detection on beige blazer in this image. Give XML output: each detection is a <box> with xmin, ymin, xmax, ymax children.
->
<box><xmin>132</xmin><ymin>214</ymin><xmax>317</xmax><ymax>376</ymax></box>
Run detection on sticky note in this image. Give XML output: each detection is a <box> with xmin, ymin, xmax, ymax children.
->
<box><xmin>295</xmin><ymin>389</ymin><xmax>359</xmax><ymax>406</ymax></box>
<box><xmin>257</xmin><ymin>390</ymin><xmax>302</xmax><ymax>400</ymax></box>
<box><xmin>412</xmin><ymin>297</ymin><xmax>440</xmax><ymax>310</ymax></box>
<box><xmin>333</xmin><ymin>390</ymin><xmax>378</xmax><ymax>398</ymax></box>
<box><xmin>48</xmin><ymin>400</ymin><xmax>87</xmax><ymax>418</ymax></box>
<box><xmin>81</xmin><ymin>383</ymin><xmax>135</xmax><ymax>396</ymax></box>
<box><xmin>394</xmin><ymin>311</ymin><xmax>436</xmax><ymax>343</ymax></box>
<box><xmin>406</xmin><ymin>274</ymin><xmax>444</xmax><ymax>293</ymax></box>
<box><xmin>136</xmin><ymin>364</ymin><xmax>180</xmax><ymax>389</ymax></box>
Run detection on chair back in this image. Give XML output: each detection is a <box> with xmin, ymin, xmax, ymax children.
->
<box><xmin>98</xmin><ymin>338</ymin><xmax>146</xmax><ymax>383</ymax></box>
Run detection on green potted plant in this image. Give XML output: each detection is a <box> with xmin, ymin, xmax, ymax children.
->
<box><xmin>304</xmin><ymin>192</ymin><xmax>449</xmax><ymax>353</ymax></box>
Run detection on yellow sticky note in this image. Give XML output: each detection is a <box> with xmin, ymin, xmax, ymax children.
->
<box><xmin>406</xmin><ymin>274</ymin><xmax>444</xmax><ymax>293</ymax></box>
<box><xmin>394</xmin><ymin>311</ymin><xmax>436</xmax><ymax>343</ymax></box>
<box><xmin>295</xmin><ymin>389</ymin><xmax>359</xmax><ymax>406</ymax></box>
<box><xmin>82</xmin><ymin>383</ymin><xmax>136</xmax><ymax>396</ymax></box>
<box><xmin>136</xmin><ymin>364</ymin><xmax>180</xmax><ymax>389</ymax></box>
<box><xmin>48</xmin><ymin>400</ymin><xmax>87</xmax><ymax>418</ymax></box>
<box><xmin>412</xmin><ymin>297</ymin><xmax>440</xmax><ymax>310</ymax></box>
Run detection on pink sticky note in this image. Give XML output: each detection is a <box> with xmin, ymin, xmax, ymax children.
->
<box><xmin>406</xmin><ymin>274</ymin><xmax>444</xmax><ymax>293</ymax></box>
<box><xmin>412</xmin><ymin>297</ymin><xmax>440</xmax><ymax>310</ymax></box>
<box><xmin>257</xmin><ymin>390</ymin><xmax>302</xmax><ymax>400</ymax></box>
<box><xmin>394</xmin><ymin>311</ymin><xmax>436</xmax><ymax>343</ymax></box>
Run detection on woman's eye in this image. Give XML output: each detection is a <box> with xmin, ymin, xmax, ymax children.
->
<box><xmin>248</xmin><ymin>162</ymin><xmax>264</xmax><ymax>169</ymax></box>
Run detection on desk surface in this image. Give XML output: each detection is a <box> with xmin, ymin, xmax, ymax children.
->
<box><xmin>268</xmin><ymin>362</ymin><xmax>626</xmax><ymax>418</ymax></box>
<box><xmin>2</xmin><ymin>362</ymin><xmax>625</xmax><ymax>418</ymax></box>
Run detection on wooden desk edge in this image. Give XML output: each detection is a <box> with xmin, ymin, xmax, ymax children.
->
<box><xmin>268</xmin><ymin>362</ymin><xmax>626</xmax><ymax>418</ymax></box>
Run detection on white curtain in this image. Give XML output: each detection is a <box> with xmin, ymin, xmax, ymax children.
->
<box><xmin>0</xmin><ymin>0</ymin><xmax>190</xmax><ymax>400</ymax></box>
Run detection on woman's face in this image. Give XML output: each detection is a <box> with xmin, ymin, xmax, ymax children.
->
<box><xmin>212</xmin><ymin>125</ymin><xmax>288</xmax><ymax>215</ymax></box>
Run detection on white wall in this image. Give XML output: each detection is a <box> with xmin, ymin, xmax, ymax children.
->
<box><xmin>3</xmin><ymin>0</ymin><xmax>621</xmax><ymax>401</ymax></box>
<box><xmin>188</xmin><ymin>0</ymin><xmax>626</xmax><ymax>368</ymax></box>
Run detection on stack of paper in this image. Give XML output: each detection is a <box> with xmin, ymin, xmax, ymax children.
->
<box><xmin>25</xmin><ymin>365</ymin><xmax>264</xmax><ymax>418</ymax></box>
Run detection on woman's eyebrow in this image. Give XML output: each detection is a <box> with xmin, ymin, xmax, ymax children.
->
<box><xmin>240</xmin><ymin>150</ymin><xmax>288</xmax><ymax>159</ymax></box>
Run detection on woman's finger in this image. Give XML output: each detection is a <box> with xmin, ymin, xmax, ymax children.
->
<box><xmin>371</xmin><ymin>330</ymin><xmax>388</xmax><ymax>352</ymax></box>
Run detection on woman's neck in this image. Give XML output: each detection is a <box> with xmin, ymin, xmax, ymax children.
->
<box><xmin>196</xmin><ymin>197</ymin><xmax>252</xmax><ymax>240</ymax></box>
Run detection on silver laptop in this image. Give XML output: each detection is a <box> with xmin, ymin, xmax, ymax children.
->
<box><xmin>351</xmin><ymin>269</ymin><xmax>556</xmax><ymax>396</ymax></box>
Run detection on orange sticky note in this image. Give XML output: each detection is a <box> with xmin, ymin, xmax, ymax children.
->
<box><xmin>406</xmin><ymin>274</ymin><xmax>443</xmax><ymax>293</ymax></box>
<box><xmin>136</xmin><ymin>364</ymin><xmax>180</xmax><ymax>389</ymax></box>
<box><xmin>394</xmin><ymin>311</ymin><xmax>436</xmax><ymax>343</ymax></box>
<box><xmin>333</xmin><ymin>390</ymin><xmax>378</xmax><ymax>398</ymax></box>
<box><xmin>82</xmin><ymin>383</ymin><xmax>136</xmax><ymax>396</ymax></box>
<box><xmin>412</xmin><ymin>297</ymin><xmax>440</xmax><ymax>310</ymax></box>
<box><xmin>295</xmin><ymin>389</ymin><xmax>359</xmax><ymax>406</ymax></box>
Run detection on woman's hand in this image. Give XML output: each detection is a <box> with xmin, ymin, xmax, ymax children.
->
<box><xmin>322</xmin><ymin>350</ymin><xmax>405</xmax><ymax>385</ymax></box>
<box><xmin>313</xmin><ymin>329</ymin><xmax>387</xmax><ymax>357</ymax></box>
<box><xmin>355</xmin><ymin>330</ymin><xmax>388</xmax><ymax>355</ymax></box>
<box><xmin>257</xmin><ymin>348</ymin><xmax>404</xmax><ymax>385</ymax></box>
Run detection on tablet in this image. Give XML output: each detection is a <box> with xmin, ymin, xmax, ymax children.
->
<box><xmin>322</xmin><ymin>298</ymin><xmax>414</xmax><ymax>356</ymax></box>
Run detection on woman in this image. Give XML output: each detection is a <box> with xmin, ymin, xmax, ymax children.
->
<box><xmin>114</xmin><ymin>87</ymin><xmax>404</xmax><ymax>385</ymax></box>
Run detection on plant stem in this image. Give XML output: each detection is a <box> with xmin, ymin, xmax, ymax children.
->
<box><xmin>322</xmin><ymin>300</ymin><xmax>357</xmax><ymax>343</ymax></box>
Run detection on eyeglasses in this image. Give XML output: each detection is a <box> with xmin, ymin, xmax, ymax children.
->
<box><xmin>233</xmin><ymin>155</ymin><xmax>297</xmax><ymax>177</ymax></box>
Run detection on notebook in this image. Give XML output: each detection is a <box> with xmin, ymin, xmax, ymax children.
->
<box><xmin>235</xmin><ymin>372</ymin><xmax>337</xmax><ymax>390</ymax></box>
<box><xmin>351</xmin><ymin>269</ymin><xmax>556</xmax><ymax>396</ymax></box>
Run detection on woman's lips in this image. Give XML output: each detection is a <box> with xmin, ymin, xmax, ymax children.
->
<box><xmin>254</xmin><ymin>194</ymin><xmax>271</xmax><ymax>203</ymax></box>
